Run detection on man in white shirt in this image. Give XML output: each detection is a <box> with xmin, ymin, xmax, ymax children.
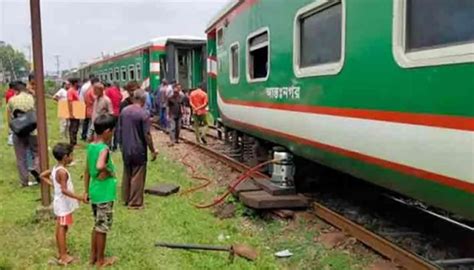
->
<box><xmin>54</xmin><ymin>81</ymin><xmax>71</xmax><ymax>139</ymax></box>
<box><xmin>158</xmin><ymin>80</ymin><xmax>174</xmax><ymax>129</ymax></box>
<box><xmin>79</xmin><ymin>75</ymin><xmax>94</xmax><ymax>102</ymax></box>
<box><xmin>54</xmin><ymin>81</ymin><xmax>69</xmax><ymax>101</ymax></box>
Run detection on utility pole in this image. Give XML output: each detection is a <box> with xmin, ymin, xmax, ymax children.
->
<box><xmin>30</xmin><ymin>0</ymin><xmax>51</xmax><ymax>208</ymax></box>
<box><xmin>54</xmin><ymin>54</ymin><xmax>60</xmax><ymax>78</ymax></box>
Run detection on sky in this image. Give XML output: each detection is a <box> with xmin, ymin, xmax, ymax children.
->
<box><xmin>0</xmin><ymin>0</ymin><xmax>228</xmax><ymax>74</ymax></box>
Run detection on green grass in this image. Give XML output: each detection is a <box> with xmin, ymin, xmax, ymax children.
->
<box><xmin>0</xmin><ymin>100</ymin><xmax>370</xmax><ymax>269</ymax></box>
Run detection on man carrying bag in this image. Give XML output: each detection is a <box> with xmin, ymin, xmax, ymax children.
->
<box><xmin>7</xmin><ymin>81</ymin><xmax>40</xmax><ymax>187</ymax></box>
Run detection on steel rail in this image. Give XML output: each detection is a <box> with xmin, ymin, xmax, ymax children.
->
<box><xmin>181</xmin><ymin>135</ymin><xmax>269</xmax><ymax>180</ymax></box>
<box><xmin>153</xmin><ymin>124</ymin><xmax>268</xmax><ymax>179</ymax></box>
<box><xmin>313</xmin><ymin>203</ymin><xmax>440</xmax><ymax>270</ymax></box>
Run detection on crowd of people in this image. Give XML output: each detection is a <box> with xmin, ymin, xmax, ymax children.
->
<box><xmin>155</xmin><ymin>79</ymin><xmax>209</xmax><ymax>146</ymax></box>
<box><xmin>3</xmin><ymin>75</ymin><xmax>210</xmax><ymax>266</ymax></box>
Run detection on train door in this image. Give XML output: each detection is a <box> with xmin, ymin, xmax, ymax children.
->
<box><xmin>206</xmin><ymin>32</ymin><xmax>219</xmax><ymax>121</ymax></box>
<box><xmin>192</xmin><ymin>49</ymin><xmax>203</xmax><ymax>88</ymax></box>
<box><xmin>176</xmin><ymin>49</ymin><xmax>191</xmax><ymax>89</ymax></box>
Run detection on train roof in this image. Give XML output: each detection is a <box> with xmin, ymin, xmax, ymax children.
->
<box><xmin>206</xmin><ymin>0</ymin><xmax>242</xmax><ymax>33</ymax></box>
<box><xmin>149</xmin><ymin>35</ymin><xmax>206</xmax><ymax>46</ymax></box>
<box><xmin>80</xmin><ymin>35</ymin><xmax>206</xmax><ymax>69</ymax></box>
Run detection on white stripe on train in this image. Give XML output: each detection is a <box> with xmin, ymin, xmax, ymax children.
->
<box><xmin>218</xmin><ymin>92</ymin><xmax>474</xmax><ymax>184</ymax></box>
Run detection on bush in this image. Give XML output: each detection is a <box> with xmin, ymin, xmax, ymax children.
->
<box><xmin>45</xmin><ymin>80</ymin><xmax>58</xmax><ymax>96</ymax></box>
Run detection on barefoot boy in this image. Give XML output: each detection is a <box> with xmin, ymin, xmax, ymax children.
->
<box><xmin>84</xmin><ymin>114</ymin><xmax>118</xmax><ymax>267</ymax></box>
<box><xmin>40</xmin><ymin>143</ymin><xmax>86</xmax><ymax>265</ymax></box>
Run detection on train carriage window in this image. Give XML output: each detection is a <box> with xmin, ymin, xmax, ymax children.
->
<box><xmin>129</xmin><ymin>65</ymin><xmax>135</xmax><ymax>81</ymax></box>
<box><xmin>293</xmin><ymin>0</ymin><xmax>345</xmax><ymax>77</ymax></box>
<box><xmin>114</xmin><ymin>68</ymin><xmax>120</xmax><ymax>81</ymax></box>
<box><xmin>121</xmin><ymin>67</ymin><xmax>127</xmax><ymax>81</ymax></box>
<box><xmin>393</xmin><ymin>0</ymin><xmax>474</xmax><ymax>68</ymax></box>
<box><xmin>406</xmin><ymin>0</ymin><xmax>474</xmax><ymax>51</ymax></box>
<box><xmin>301</xmin><ymin>4</ymin><xmax>341</xmax><ymax>66</ymax></box>
<box><xmin>247</xmin><ymin>28</ymin><xmax>270</xmax><ymax>82</ymax></box>
<box><xmin>136</xmin><ymin>64</ymin><xmax>141</xmax><ymax>80</ymax></box>
<box><xmin>229</xmin><ymin>42</ymin><xmax>240</xmax><ymax>84</ymax></box>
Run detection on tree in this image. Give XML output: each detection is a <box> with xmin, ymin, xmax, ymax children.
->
<box><xmin>0</xmin><ymin>43</ymin><xmax>30</xmax><ymax>82</ymax></box>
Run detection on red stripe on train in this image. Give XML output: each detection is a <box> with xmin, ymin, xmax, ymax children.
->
<box><xmin>219</xmin><ymin>97</ymin><xmax>474</xmax><ymax>132</ymax></box>
<box><xmin>151</xmin><ymin>45</ymin><xmax>166</xmax><ymax>51</ymax></box>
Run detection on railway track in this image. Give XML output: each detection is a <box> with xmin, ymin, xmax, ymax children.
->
<box><xmin>163</xmin><ymin>124</ymin><xmax>267</xmax><ymax>179</ymax></box>
<box><xmin>313</xmin><ymin>203</ymin><xmax>439</xmax><ymax>270</ymax></box>
<box><xmin>153</xmin><ymin>123</ymin><xmax>471</xmax><ymax>270</ymax></box>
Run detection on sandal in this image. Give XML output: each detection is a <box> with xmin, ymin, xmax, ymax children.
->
<box><xmin>97</xmin><ymin>256</ymin><xmax>118</xmax><ymax>268</ymax></box>
<box><xmin>57</xmin><ymin>255</ymin><xmax>75</xmax><ymax>266</ymax></box>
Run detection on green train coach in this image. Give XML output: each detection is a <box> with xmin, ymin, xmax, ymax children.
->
<box><xmin>77</xmin><ymin>36</ymin><xmax>206</xmax><ymax>91</ymax></box>
<box><xmin>205</xmin><ymin>0</ymin><xmax>474</xmax><ymax>221</ymax></box>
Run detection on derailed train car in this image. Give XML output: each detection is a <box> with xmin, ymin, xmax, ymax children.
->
<box><xmin>205</xmin><ymin>0</ymin><xmax>474</xmax><ymax>220</ymax></box>
<box><xmin>77</xmin><ymin>36</ymin><xmax>206</xmax><ymax>91</ymax></box>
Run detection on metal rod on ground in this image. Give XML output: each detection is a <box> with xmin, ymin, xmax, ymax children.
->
<box><xmin>155</xmin><ymin>242</ymin><xmax>229</xmax><ymax>252</ymax></box>
<box><xmin>155</xmin><ymin>242</ymin><xmax>258</xmax><ymax>261</ymax></box>
<box><xmin>30</xmin><ymin>0</ymin><xmax>50</xmax><ymax>206</ymax></box>
<box><xmin>434</xmin><ymin>258</ymin><xmax>474</xmax><ymax>267</ymax></box>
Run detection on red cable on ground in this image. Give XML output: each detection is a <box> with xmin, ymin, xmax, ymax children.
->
<box><xmin>180</xmin><ymin>153</ymin><xmax>213</xmax><ymax>196</ymax></box>
<box><xmin>192</xmin><ymin>159</ymin><xmax>278</xmax><ymax>209</ymax></box>
<box><xmin>173</xmin><ymin>129</ymin><xmax>279</xmax><ymax>209</ymax></box>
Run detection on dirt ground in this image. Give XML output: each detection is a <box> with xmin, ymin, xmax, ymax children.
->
<box><xmin>153</xmin><ymin>128</ymin><xmax>242</xmax><ymax>190</ymax></box>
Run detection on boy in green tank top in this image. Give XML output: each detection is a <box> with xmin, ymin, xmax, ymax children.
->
<box><xmin>84</xmin><ymin>114</ymin><xmax>118</xmax><ymax>267</ymax></box>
